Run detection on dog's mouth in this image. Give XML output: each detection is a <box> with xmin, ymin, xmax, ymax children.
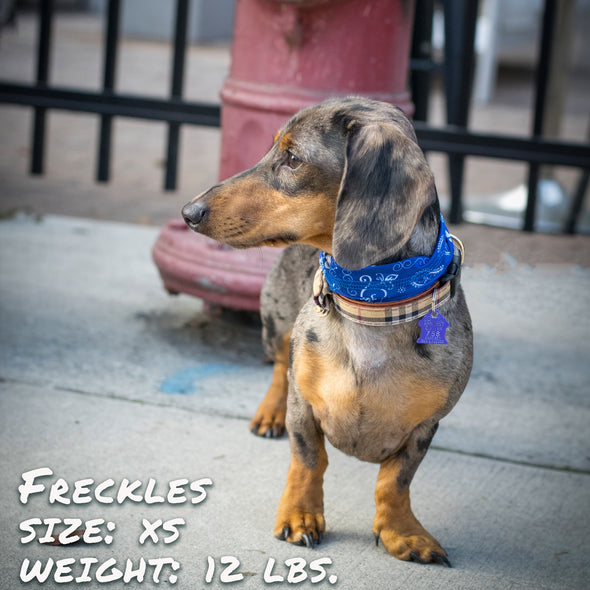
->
<box><xmin>230</xmin><ymin>233</ymin><xmax>298</xmax><ymax>249</ymax></box>
<box><xmin>261</xmin><ymin>233</ymin><xmax>298</xmax><ymax>247</ymax></box>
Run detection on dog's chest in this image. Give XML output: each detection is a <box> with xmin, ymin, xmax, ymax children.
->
<box><xmin>342</xmin><ymin>323</ymin><xmax>390</xmax><ymax>371</ymax></box>
<box><xmin>293</xmin><ymin>320</ymin><xmax>418</xmax><ymax>462</ymax></box>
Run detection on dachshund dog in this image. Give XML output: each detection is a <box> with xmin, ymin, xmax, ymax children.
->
<box><xmin>182</xmin><ymin>98</ymin><xmax>473</xmax><ymax>566</ymax></box>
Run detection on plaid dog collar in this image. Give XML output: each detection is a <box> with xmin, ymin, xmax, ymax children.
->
<box><xmin>313</xmin><ymin>236</ymin><xmax>464</xmax><ymax>327</ymax></box>
<box><xmin>314</xmin><ymin>270</ymin><xmax>451</xmax><ymax>326</ymax></box>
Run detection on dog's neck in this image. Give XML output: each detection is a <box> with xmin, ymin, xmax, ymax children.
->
<box><xmin>376</xmin><ymin>201</ymin><xmax>441</xmax><ymax>265</ymax></box>
<box><xmin>317</xmin><ymin>206</ymin><xmax>458</xmax><ymax>311</ymax></box>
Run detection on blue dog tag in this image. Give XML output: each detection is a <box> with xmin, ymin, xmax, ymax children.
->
<box><xmin>417</xmin><ymin>310</ymin><xmax>449</xmax><ymax>345</ymax></box>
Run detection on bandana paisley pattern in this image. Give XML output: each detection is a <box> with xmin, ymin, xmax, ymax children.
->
<box><xmin>320</xmin><ymin>214</ymin><xmax>455</xmax><ymax>303</ymax></box>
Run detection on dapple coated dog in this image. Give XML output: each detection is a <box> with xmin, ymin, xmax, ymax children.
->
<box><xmin>182</xmin><ymin>98</ymin><xmax>473</xmax><ymax>566</ymax></box>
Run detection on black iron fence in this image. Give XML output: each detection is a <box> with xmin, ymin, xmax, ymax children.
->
<box><xmin>0</xmin><ymin>0</ymin><xmax>588</xmax><ymax>233</ymax></box>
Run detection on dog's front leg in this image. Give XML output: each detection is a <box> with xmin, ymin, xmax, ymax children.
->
<box><xmin>250</xmin><ymin>332</ymin><xmax>290</xmax><ymax>437</ymax></box>
<box><xmin>373</xmin><ymin>421</ymin><xmax>451</xmax><ymax>566</ymax></box>
<box><xmin>274</xmin><ymin>386</ymin><xmax>327</xmax><ymax>547</ymax></box>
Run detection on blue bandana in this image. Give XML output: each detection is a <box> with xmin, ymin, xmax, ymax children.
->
<box><xmin>319</xmin><ymin>214</ymin><xmax>455</xmax><ymax>303</ymax></box>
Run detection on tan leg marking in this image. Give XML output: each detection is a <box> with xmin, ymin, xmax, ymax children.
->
<box><xmin>373</xmin><ymin>429</ymin><xmax>451</xmax><ymax>566</ymax></box>
<box><xmin>250</xmin><ymin>332</ymin><xmax>290</xmax><ymax>437</ymax></box>
<box><xmin>274</xmin><ymin>438</ymin><xmax>328</xmax><ymax>547</ymax></box>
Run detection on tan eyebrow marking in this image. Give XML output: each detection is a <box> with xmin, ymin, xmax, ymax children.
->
<box><xmin>279</xmin><ymin>132</ymin><xmax>292</xmax><ymax>151</ymax></box>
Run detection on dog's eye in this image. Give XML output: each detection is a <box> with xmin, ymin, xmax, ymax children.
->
<box><xmin>286</xmin><ymin>152</ymin><xmax>302</xmax><ymax>170</ymax></box>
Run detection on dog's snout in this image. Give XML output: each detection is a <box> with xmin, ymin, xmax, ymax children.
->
<box><xmin>182</xmin><ymin>200</ymin><xmax>209</xmax><ymax>230</ymax></box>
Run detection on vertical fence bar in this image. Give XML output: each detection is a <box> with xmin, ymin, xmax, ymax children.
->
<box><xmin>442</xmin><ymin>0</ymin><xmax>478</xmax><ymax>224</ymax></box>
<box><xmin>564</xmin><ymin>168</ymin><xmax>590</xmax><ymax>234</ymax></box>
<box><xmin>523</xmin><ymin>0</ymin><xmax>556</xmax><ymax>231</ymax></box>
<box><xmin>164</xmin><ymin>0</ymin><xmax>190</xmax><ymax>191</ymax></box>
<box><xmin>30</xmin><ymin>0</ymin><xmax>54</xmax><ymax>175</ymax></box>
<box><xmin>410</xmin><ymin>0</ymin><xmax>435</xmax><ymax>123</ymax></box>
<box><xmin>96</xmin><ymin>0</ymin><xmax>121</xmax><ymax>183</ymax></box>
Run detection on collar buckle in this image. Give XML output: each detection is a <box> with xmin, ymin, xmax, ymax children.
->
<box><xmin>313</xmin><ymin>267</ymin><xmax>331</xmax><ymax>316</ymax></box>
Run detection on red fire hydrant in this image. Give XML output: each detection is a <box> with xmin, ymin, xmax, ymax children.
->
<box><xmin>220</xmin><ymin>0</ymin><xmax>415</xmax><ymax>177</ymax></box>
<box><xmin>153</xmin><ymin>0</ymin><xmax>416</xmax><ymax>312</ymax></box>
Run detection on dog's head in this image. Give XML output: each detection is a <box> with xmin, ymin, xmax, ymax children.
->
<box><xmin>183</xmin><ymin>97</ymin><xmax>437</xmax><ymax>269</ymax></box>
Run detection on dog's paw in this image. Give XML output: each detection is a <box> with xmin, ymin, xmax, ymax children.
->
<box><xmin>274</xmin><ymin>511</ymin><xmax>325</xmax><ymax>548</ymax></box>
<box><xmin>374</xmin><ymin>529</ymin><xmax>451</xmax><ymax>566</ymax></box>
<box><xmin>250</xmin><ymin>401</ymin><xmax>286</xmax><ymax>438</ymax></box>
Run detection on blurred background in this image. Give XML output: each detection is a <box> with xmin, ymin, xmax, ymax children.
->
<box><xmin>0</xmin><ymin>0</ymin><xmax>588</xmax><ymax>234</ymax></box>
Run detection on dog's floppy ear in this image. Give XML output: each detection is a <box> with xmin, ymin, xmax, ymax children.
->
<box><xmin>332</xmin><ymin>120</ymin><xmax>436</xmax><ymax>270</ymax></box>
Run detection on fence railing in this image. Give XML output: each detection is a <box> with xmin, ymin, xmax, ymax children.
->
<box><xmin>0</xmin><ymin>0</ymin><xmax>588</xmax><ymax>233</ymax></box>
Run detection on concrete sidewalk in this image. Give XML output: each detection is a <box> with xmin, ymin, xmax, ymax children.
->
<box><xmin>1</xmin><ymin>213</ymin><xmax>589</xmax><ymax>589</ymax></box>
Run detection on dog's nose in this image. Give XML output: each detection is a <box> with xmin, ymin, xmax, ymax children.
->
<box><xmin>182</xmin><ymin>200</ymin><xmax>209</xmax><ymax>229</ymax></box>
